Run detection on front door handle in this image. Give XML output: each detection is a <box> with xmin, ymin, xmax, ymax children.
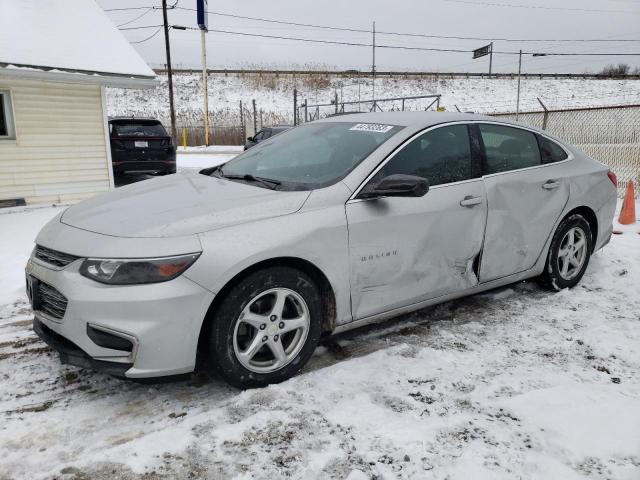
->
<box><xmin>460</xmin><ymin>196</ymin><xmax>482</xmax><ymax>207</ymax></box>
<box><xmin>542</xmin><ymin>180</ymin><xmax>561</xmax><ymax>190</ymax></box>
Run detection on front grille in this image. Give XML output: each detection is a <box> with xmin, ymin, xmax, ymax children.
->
<box><xmin>34</xmin><ymin>245</ymin><xmax>80</xmax><ymax>268</ymax></box>
<box><xmin>38</xmin><ymin>281</ymin><xmax>68</xmax><ymax>320</ymax></box>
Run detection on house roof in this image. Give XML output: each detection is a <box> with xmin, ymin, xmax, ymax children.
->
<box><xmin>0</xmin><ymin>0</ymin><xmax>156</xmax><ymax>87</ymax></box>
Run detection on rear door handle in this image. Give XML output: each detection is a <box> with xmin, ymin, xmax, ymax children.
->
<box><xmin>460</xmin><ymin>196</ymin><xmax>482</xmax><ymax>207</ymax></box>
<box><xmin>542</xmin><ymin>180</ymin><xmax>561</xmax><ymax>190</ymax></box>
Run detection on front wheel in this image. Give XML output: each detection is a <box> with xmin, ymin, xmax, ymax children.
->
<box><xmin>538</xmin><ymin>214</ymin><xmax>593</xmax><ymax>291</ymax></box>
<box><xmin>208</xmin><ymin>267</ymin><xmax>322</xmax><ymax>389</ymax></box>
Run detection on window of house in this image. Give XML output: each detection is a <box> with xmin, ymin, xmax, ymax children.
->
<box><xmin>373</xmin><ymin>124</ymin><xmax>473</xmax><ymax>187</ymax></box>
<box><xmin>0</xmin><ymin>90</ymin><xmax>16</xmax><ymax>139</ymax></box>
<box><xmin>479</xmin><ymin>124</ymin><xmax>541</xmax><ymax>174</ymax></box>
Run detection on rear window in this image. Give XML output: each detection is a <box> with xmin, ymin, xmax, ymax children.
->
<box><xmin>537</xmin><ymin>135</ymin><xmax>568</xmax><ymax>164</ymax></box>
<box><xmin>112</xmin><ymin>122</ymin><xmax>167</xmax><ymax>137</ymax></box>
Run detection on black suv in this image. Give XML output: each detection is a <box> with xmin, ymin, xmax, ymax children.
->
<box><xmin>109</xmin><ymin>118</ymin><xmax>176</xmax><ymax>176</ymax></box>
<box><xmin>244</xmin><ymin>125</ymin><xmax>292</xmax><ymax>150</ymax></box>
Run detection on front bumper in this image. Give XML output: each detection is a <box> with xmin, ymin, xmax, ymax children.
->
<box><xmin>26</xmin><ymin>254</ymin><xmax>215</xmax><ymax>379</ymax></box>
<box><xmin>34</xmin><ymin>318</ymin><xmax>132</xmax><ymax>377</ymax></box>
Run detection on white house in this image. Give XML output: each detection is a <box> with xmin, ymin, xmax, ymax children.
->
<box><xmin>0</xmin><ymin>0</ymin><xmax>157</xmax><ymax>206</ymax></box>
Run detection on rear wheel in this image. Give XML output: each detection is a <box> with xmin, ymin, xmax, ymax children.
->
<box><xmin>208</xmin><ymin>267</ymin><xmax>322</xmax><ymax>389</ymax></box>
<box><xmin>538</xmin><ymin>214</ymin><xmax>592</xmax><ymax>291</ymax></box>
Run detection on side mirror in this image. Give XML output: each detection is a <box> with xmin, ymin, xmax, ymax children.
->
<box><xmin>359</xmin><ymin>174</ymin><xmax>429</xmax><ymax>199</ymax></box>
<box><xmin>247</xmin><ymin>136</ymin><xmax>254</xmax><ymax>142</ymax></box>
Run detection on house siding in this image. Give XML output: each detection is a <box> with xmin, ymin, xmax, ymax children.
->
<box><xmin>0</xmin><ymin>77</ymin><xmax>112</xmax><ymax>205</ymax></box>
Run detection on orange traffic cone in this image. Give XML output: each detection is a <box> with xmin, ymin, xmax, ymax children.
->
<box><xmin>618</xmin><ymin>181</ymin><xmax>636</xmax><ymax>225</ymax></box>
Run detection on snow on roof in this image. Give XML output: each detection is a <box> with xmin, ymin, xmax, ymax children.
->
<box><xmin>0</xmin><ymin>0</ymin><xmax>155</xmax><ymax>80</ymax></box>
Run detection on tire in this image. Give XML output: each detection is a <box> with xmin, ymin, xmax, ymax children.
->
<box><xmin>208</xmin><ymin>267</ymin><xmax>322</xmax><ymax>389</ymax></box>
<box><xmin>538</xmin><ymin>214</ymin><xmax>593</xmax><ymax>291</ymax></box>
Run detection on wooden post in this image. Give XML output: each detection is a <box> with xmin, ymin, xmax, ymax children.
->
<box><xmin>161</xmin><ymin>0</ymin><xmax>177</xmax><ymax>141</ymax></box>
<box><xmin>201</xmin><ymin>29</ymin><xmax>209</xmax><ymax>145</ymax></box>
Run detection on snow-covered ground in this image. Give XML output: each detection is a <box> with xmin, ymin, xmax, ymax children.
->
<box><xmin>1</xmin><ymin>200</ymin><xmax>639</xmax><ymax>479</ymax></box>
<box><xmin>106</xmin><ymin>73</ymin><xmax>640</xmax><ymax>126</ymax></box>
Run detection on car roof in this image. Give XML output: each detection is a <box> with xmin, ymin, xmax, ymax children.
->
<box><xmin>315</xmin><ymin>111</ymin><xmax>506</xmax><ymax>128</ymax></box>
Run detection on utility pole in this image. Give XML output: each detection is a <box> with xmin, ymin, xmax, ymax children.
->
<box><xmin>201</xmin><ymin>28</ymin><xmax>209</xmax><ymax>145</ymax></box>
<box><xmin>516</xmin><ymin>49</ymin><xmax>522</xmax><ymax>120</ymax></box>
<box><xmin>489</xmin><ymin>42</ymin><xmax>493</xmax><ymax>75</ymax></box>
<box><xmin>161</xmin><ymin>0</ymin><xmax>176</xmax><ymax>141</ymax></box>
<box><xmin>372</xmin><ymin>21</ymin><xmax>376</xmax><ymax>109</ymax></box>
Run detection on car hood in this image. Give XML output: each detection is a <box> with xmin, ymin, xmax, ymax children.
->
<box><xmin>61</xmin><ymin>172</ymin><xmax>310</xmax><ymax>238</ymax></box>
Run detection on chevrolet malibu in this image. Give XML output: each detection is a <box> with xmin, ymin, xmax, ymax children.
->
<box><xmin>27</xmin><ymin>112</ymin><xmax>617</xmax><ymax>388</ymax></box>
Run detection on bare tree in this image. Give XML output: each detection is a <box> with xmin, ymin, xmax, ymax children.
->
<box><xmin>600</xmin><ymin>63</ymin><xmax>631</xmax><ymax>76</ymax></box>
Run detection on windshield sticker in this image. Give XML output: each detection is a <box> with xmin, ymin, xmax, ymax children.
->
<box><xmin>349</xmin><ymin>123</ymin><xmax>394</xmax><ymax>133</ymax></box>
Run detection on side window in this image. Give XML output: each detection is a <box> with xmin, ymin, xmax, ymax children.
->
<box><xmin>537</xmin><ymin>135</ymin><xmax>568</xmax><ymax>164</ymax></box>
<box><xmin>254</xmin><ymin>130</ymin><xmax>264</xmax><ymax>141</ymax></box>
<box><xmin>479</xmin><ymin>124</ymin><xmax>541</xmax><ymax>174</ymax></box>
<box><xmin>0</xmin><ymin>90</ymin><xmax>16</xmax><ymax>139</ymax></box>
<box><xmin>263</xmin><ymin>129</ymin><xmax>272</xmax><ymax>139</ymax></box>
<box><xmin>375</xmin><ymin>125</ymin><xmax>473</xmax><ymax>187</ymax></box>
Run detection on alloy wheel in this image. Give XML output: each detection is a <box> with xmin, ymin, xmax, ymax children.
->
<box><xmin>557</xmin><ymin>226</ymin><xmax>588</xmax><ymax>281</ymax></box>
<box><xmin>233</xmin><ymin>288</ymin><xmax>310</xmax><ymax>373</ymax></box>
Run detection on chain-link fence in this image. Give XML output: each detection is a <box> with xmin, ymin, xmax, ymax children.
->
<box><xmin>492</xmin><ymin>105</ymin><xmax>640</xmax><ymax>197</ymax></box>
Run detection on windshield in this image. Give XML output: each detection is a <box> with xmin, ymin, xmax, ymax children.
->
<box><xmin>112</xmin><ymin>122</ymin><xmax>167</xmax><ymax>137</ymax></box>
<box><xmin>220</xmin><ymin>122</ymin><xmax>403</xmax><ymax>189</ymax></box>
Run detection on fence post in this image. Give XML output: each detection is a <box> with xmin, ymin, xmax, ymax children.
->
<box><xmin>260</xmin><ymin>109</ymin><xmax>263</xmax><ymax>129</ymax></box>
<box><xmin>239</xmin><ymin>100</ymin><xmax>245</xmax><ymax>141</ymax></box>
<box><xmin>334</xmin><ymin>91</ymin><xmax>338</xmax><ymax>114</ymax></box>
<box><xmin>182</xmin><ymin>127</ymin><xmax>187</xmax><ymax>148</ymax></box>
<box><xmin>293</xmin><ymin>88</ymin><xmax>298</xmax><ymax>126</ymax></box>
<box><xmin>304</xmin><ymin>100</ymin><xmax>308</xmax><ymax>123</ymax></box>
<box><xmin>252</xmin><ymin>99</ymin><xmax>257</xmax><ymax>135</ymax></box>
<box><xmin>537</xmin><ymin>97</ymin><xmax>549</xmax><ymax>130</ymax></box>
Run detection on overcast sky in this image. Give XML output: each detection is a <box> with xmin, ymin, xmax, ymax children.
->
<box><xmin>97</xmin><ymin>0</ymin><xmax>640</xmax><ymax>74</ymax></box>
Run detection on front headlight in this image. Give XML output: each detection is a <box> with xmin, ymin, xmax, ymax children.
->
<box><xmin>79</xmin><ymin>253</ymin><xmax>200</xmax><ymax>285</ymax></box>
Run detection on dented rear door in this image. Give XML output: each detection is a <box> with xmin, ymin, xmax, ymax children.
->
<box><xmin>476</xmin><ymin>123</ymin><xmax>570</xmax><ymax>282</ymax></box>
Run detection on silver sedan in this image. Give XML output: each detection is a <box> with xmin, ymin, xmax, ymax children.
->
<box><xmin>27</xmin><ymin>112</ymin><xmax>617</xmax><ymax>388</ymax></box>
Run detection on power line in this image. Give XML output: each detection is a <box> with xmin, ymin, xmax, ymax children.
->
<box><xmin>119</xmin><ymin>24</ymin><xmax>164</xmax><ymax>31</ymax></box>
<box><xmin>172</xmin><ymin>6</ymin><xmax>640</xmax><ymax>42</ymax></box>
<box><xmin>116</xmin><ymin>7</ymin><xmax>154</xmax><ymax>28</ymax></box>
<box><xmin>441</xmin><ymin>0</ymin><xmax>640</xmax><ymax>14</ymax></box>
<box><xmin>171</xmin><ymin>26</ymin><xmax>640</xmax><ymax>56</ymax></box>
<box><xmin>104</xmin><ymin>6</ymin><xmax>157</xmax><ymax>12</ymax></box>
<box><xmin>130</xmin><ymin>26</ymin><xmax>164</xmax><ymax>44</ymax></box>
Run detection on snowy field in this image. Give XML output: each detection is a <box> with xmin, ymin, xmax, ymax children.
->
<box><xmin>106</xmin><ymin>73</ymin><xmax>640</xmax><ymax>125</ymax></box>
<box><xmin>1</xmin><ymin>195</ymin><xmax>639</xmax><ymax>479</ymax></box>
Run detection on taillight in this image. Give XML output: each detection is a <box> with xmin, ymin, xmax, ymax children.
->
<box><xmin>607</xmin><ymin>171</ymin><xmax>617</xmax><ymax>187</ymax></box>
